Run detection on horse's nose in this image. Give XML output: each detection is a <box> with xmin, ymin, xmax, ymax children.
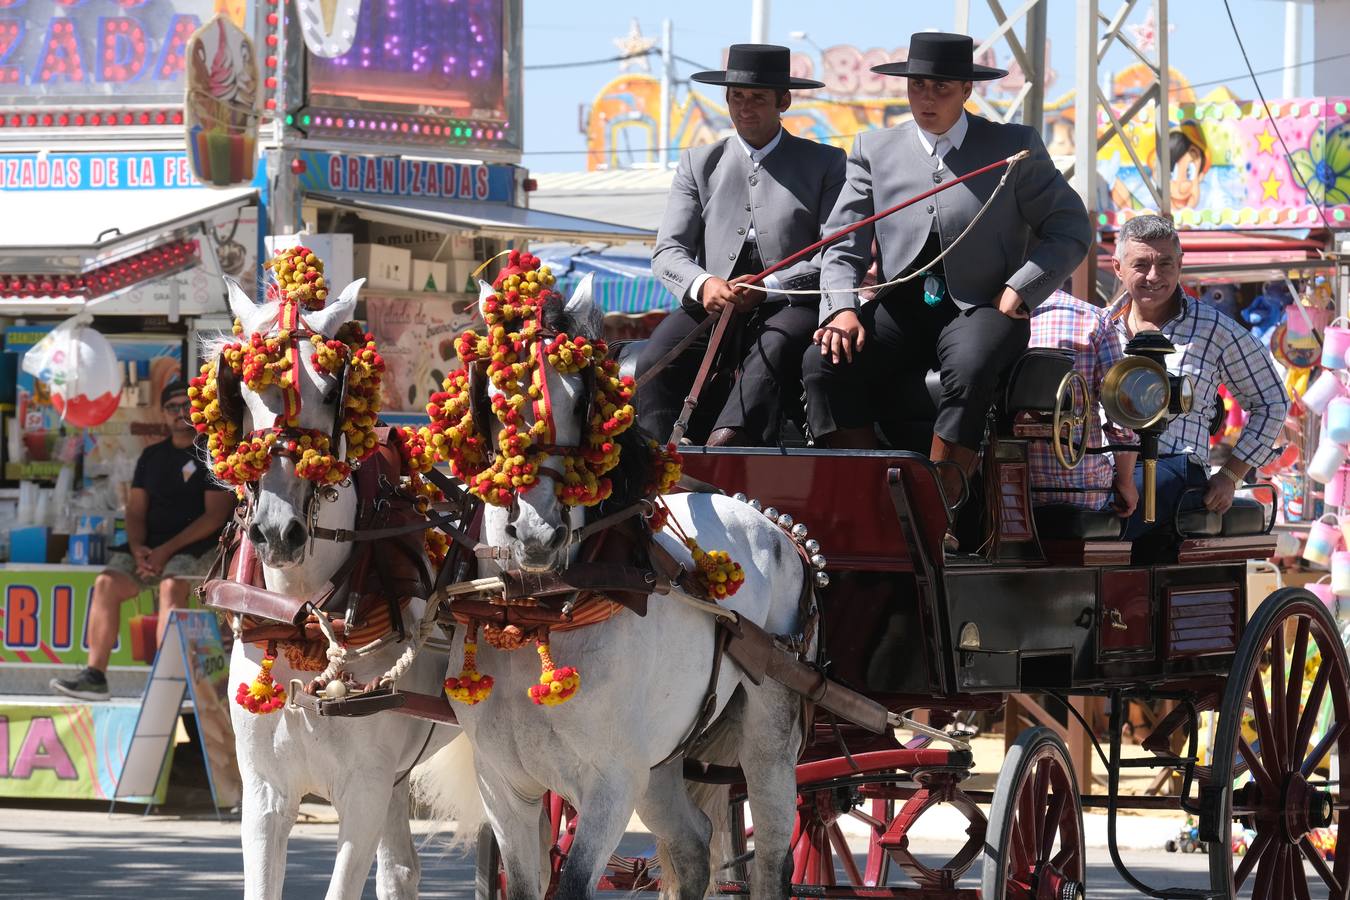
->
<box><xmin>250</xmin><ymin>518</ymin><xmax>308</xmax><ymax>555</ymax></box>
<box><xmin>280</xmin><ymin>518</ymin><xmax>308</xmax><ymax>553</ymax></box>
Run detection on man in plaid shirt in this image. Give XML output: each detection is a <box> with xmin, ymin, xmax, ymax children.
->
<box><xmin>1027</xmin><ymin>292</ymin><xmax>1138</xmax><ymax>517</ymax></box>
<box><xmin>1105</xmin><ymin>215</ymin><xmax>1288</xmax><ymax>539</ymax></box>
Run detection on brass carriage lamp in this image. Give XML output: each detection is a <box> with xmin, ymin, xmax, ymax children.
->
<box><xmin>1100</xmin><ymin>330</ymin><xmax>1194</xmax><ymax>523</ymax></box>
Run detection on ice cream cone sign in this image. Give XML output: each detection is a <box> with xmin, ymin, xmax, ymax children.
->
<box><xmin>297</xmin><ymin>0</ymin><xmax>363</xmax><ymax>58</ymax></box>
<box><xmin>184</xmin><ymin>14</ymin><xmax>260</xmax><ymax>187</ymax></box>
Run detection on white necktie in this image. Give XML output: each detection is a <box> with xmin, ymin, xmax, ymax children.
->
<box><xmin>933</xmin><ymin>136</ymin><xmax>949</xmax><ymax>168</ymax></box>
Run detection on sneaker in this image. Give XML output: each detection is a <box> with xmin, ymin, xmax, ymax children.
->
<box><xmin>49</xmin><ymin>668</ymin><xmax>110</xmax><ymax>701</ymax></box>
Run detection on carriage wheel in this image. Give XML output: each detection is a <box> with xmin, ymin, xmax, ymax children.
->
<box><xmin>475</xmin><ymin>823</ymin><xmax>504</xmax><ymax>900</ymax></box>
<box><xmin>981</xmin><ymin>727</ymin><xmax>1086</xmax><ymax>900</ymax></box>
<box><xmin>1205</xmin><ymin>589</ymin><xmax>1350</xmax><ymax>899</ymax></box>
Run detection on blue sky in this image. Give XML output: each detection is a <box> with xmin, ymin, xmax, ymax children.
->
<box><xmin>520</xmin><ymin>0</ymin><xmax>1318</xmax><ymax>171</ymax></box>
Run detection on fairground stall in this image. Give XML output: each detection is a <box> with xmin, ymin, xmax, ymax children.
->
<box><xmin>261</xmin><ymin>0</ymin><xmax>652</xmax><ymax>426</ymax></box>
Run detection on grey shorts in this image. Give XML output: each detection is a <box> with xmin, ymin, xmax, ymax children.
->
<box><xmin>105</xmin><ymin>548</ymin><xmax>217</xmax><ymax>591</ymax></box>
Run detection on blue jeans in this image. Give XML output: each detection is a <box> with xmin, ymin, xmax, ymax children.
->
<box><xmin>1122</xmin><ymin>454</ymin><xmax>1209</xmax><ymax>540</ymax></box>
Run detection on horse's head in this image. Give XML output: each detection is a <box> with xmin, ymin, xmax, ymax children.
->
<box><xmin>219</xmin><ymin>275</ymin><xmax>365</xmax><ymax>569</ymax></box>
<box><xmin>488</xmin><ymin>273</ymin><xmax>603</xmax><ymax>572</ymax></box>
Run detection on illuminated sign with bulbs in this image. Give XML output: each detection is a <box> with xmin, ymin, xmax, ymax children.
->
<box><xmin>0</xmin><ymin>0</ymin><xmax>220</xmax><ymax>112</ymax></box>
<box><xmin>301</xmin><ymin>0</ymin><xmax>521</xmax><ymax>158</ymax></box>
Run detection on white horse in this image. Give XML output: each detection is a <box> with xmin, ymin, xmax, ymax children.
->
<box><xmin>218</xmin><ymin>278</ymin><xmax>454</xmax><ymax>900</ymax></box>
<box><xmin>423</xmin><ymin>277</ymin><xmax>808</xmax><ymax>900</ymax></box>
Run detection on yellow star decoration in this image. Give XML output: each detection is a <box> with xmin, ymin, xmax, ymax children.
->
<box><xmin>1256</xmin><ymin>128</ymin><xmax>1277</xmax><ymax>155</ymax></box>
<box><xmin>1261</xmin><ymin>171</ymin><xmax>1282</xmax><ymax>201</ymax></box>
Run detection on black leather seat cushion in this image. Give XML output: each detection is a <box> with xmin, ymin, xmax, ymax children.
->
<box><xmin>611</xmin><ymin>339</ymin><xmax>646</xmax><ymax>382</ymax></box>
<box><xmin>1034</xmin><ymin>503</ymin><xmax>1123</xmax><ymax>540</ymax></box>
<box><xmin>1177</xmin><ymin>496</ymin><xmax>1269</xmax><ymax>537</ymax></box>
<box><xmin>1005</xmin><ymin>349</ymin><xmax>1074</xmax><ymax>415</ymax></box>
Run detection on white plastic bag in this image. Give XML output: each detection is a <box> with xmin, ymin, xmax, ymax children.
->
<box><xmin>21</xmin><ymin>315</ymin><xmax>123</xmax><ymax>427</ymax></box>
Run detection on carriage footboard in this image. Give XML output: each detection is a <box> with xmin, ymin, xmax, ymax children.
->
<box><xmin>721</xmin><ymin>614</ymin><xmax>889</xmax><ymax>735</ymax></box>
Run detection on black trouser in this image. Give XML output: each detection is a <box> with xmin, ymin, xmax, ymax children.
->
<box><xmin>803</xmin><ymin>275</ymin><xmax>1029</xmax><ymax>448</ymax></box>
<box><xmin>636</xmin><ymin>300</ymin><xmax>818</xmax><ymax>445</ymax></box>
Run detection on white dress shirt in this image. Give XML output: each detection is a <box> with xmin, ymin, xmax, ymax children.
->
<box><xmin>689</xmin><ymin>129</ymin><xmax>786</xmax><ymax>304</ymax></box>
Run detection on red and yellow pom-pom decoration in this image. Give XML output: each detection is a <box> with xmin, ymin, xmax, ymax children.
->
<box><xmin>236</xmin><ymin>647</ymin><xmax>287</xmax><ymax>714</ymax></box>
<box><xmin>444</xmin><ymin>625</ymin><xmax>495</xmax><ymax>705</ymax></box>
<box><xmin>419</xmin><ymin>250</ymin><xmax>637</xmax><ymax>508</ymax></box>
<box><xmin>686</xmin><ymin>538</ymin><xmax>746</xmax><ymax>600</ymax></box>
<box><xmin>527</xmin><ymin>640</ymin><xmax>580</xmax><ymax>706</ymax></box>
<box><xmin>188</xmin><ymin>246</ymin><xmax>385</xmax><ymax>486</ymax></box>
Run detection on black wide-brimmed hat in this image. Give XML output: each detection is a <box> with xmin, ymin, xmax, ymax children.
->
<box><xmin>871</xmin><ymin>32</ymin><xmax>1006</xmax><ymax>82</ymax></box>
<box><xmin>691</xmin><ymin>43</ymin><xmax>824</xmax><ymax>90</ymax></box>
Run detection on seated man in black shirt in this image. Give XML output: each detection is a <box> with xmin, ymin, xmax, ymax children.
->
<box><xmin>51</xmin><ymin>380</ymin><xmax>234</xmax><ymax>700</ymax></box>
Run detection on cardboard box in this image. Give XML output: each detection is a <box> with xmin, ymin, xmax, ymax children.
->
<box><xmin>266</xmin><ymin>234</ymin><xmax>354</xmax><ymax>296</ymax></box>
<box><xmin>67</xmin><ymin>534</ymin><xmax>107</xmax><ymax>566</ymax></box>
<box><xmin>354</xmin><ymin>243</ymin><xmax>412</xmax><ymax>292</ymax></box>
<box><xmin>411</xmin><ymin>259</ymin><xmax>450</xmax><ymax>293</ymax></box>
<box><xmin>11</xmin><ymin>525</ymin><xmax>50</xmax><ymax>563</ymax></box>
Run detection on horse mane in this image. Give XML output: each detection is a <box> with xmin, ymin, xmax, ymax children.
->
<box><xmin>590</xmin><ymin>425</ymin><xmax>657</xmax><ymax>523</ymax></box>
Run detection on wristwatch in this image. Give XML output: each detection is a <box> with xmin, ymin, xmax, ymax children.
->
<box><xmin>1218</xmin><ymin>467</ymin><xmax>1245</xmax><ymax>487</ymax></box>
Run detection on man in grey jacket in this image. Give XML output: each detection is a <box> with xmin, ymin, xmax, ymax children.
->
<box><xmin>636</xmin><ymin>44</ymin><xmax>846</xmax><ymax>446</ymax></box>
<box><xmin>803</xmin><ymin>32</ymin><xmax>1089</xmax><ymax>529</ymax></box>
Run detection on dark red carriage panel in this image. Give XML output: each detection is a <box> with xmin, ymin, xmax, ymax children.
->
<box><xmin>1097</xmin><ymin>568</ymin><xmax>1154</xmax><ymax>662</ymax></box>
<box><xmin>1165</xmin><ymin>584</ymin><xmax>1243</xmax><ymax>658</ymax></box>
<box><xmin>677</xmin><ymin>450</ymin><xmax>947</xmax><ymax>570</ymax></box>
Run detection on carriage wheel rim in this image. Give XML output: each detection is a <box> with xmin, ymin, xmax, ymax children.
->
<box><xmin>1207</xmin><ymin>590</ymin><xmax>1350</xmax><ymax>899</ymax></box>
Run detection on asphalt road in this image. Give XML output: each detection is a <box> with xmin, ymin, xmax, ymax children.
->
<box><xmin>0</xmin><ymin>804</ymin><xmax>1234</xmax><ymax>899</ymax></box>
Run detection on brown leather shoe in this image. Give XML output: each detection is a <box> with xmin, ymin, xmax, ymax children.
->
<box><xmin>706</xmin><ymin>427</ymin><xmax>745</xmax><ymax>447</ymax></box>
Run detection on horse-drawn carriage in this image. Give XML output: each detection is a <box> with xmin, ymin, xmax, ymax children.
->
<box><xmin>203</xmin><ymin>248</ymin><xmax>1345</xmax><ymax>900</ymax></box>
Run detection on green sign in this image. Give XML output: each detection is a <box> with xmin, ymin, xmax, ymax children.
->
<box><xmin>0</xmin><ymin>566</ymin><xmax>157</xmax><ymax>669</ymax></box>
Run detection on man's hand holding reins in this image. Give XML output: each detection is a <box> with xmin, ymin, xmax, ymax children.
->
<box><xmin>814</xmin><ymin>309</ymin><xmax>866</xmax><ymax>364</ymax></box>
<box><xmin>728</xmin><ymin>274</ymin><xmax>767</xmax><ymax>312</ymax></box>
<box><xmin>699</xmin><ymin>276</ymin><xmax>739</xmax><ymax>314</ymax></box>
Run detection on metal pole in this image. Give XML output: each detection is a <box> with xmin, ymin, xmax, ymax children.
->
<box><xmin>1155</xmin><ymin>0</ymin><xmax>1170</xmax><ymax>218</ymax></box>
<box><xmin>1022</xmin><ymin>0</ymin><xmax>1048</xmax><ymax>131</ymax></box>
<box><xmin>954</xmin><ymin>0</ymin><xmax>971</xmax><ymax>35</ymax></box>
<box><xmin>1072</xmin><ymin>0</ymin><xmax>1100</xmax><ymax>302</ymax></box>
<box><xmin>1283</xmin><ymin>0</ymin><xmax>1302</xmax><ymax>97</ymax></box>
<box><xmin>660</xmin><ymin>18</ymin><xmax>673</xmax><ymax>166</ymax></box>
<box><xmin>750</xmin><ymin>0</ymin><xmax>769</xmax><ymax>43</ymax></box>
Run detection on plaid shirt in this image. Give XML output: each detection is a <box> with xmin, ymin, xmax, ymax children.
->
<box><xmin>1027</xmin><ymin>292</ymin><xmax>1132</xmax><ymax>508</ymax></box>
<box><xmin>1106</xmin><ymin>290</ymin><xmax>1289</xmax><ymax>469</ymax></box>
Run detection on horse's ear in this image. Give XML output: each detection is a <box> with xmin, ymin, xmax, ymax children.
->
<box><xmin>224</xmin><ymin>276</ymin><xmax>267</xmax><ymax>335</ymax></box>
<box><xmin>477</xmin><ymin>279</ymin><xmax>496</xmax><ymax>319</ymax></box>
<box><xmin>562</xmin><ymin>273</ymin><xmax>602</xmax><ymax>338</ymax></box>
<box><xmin>305</xmin><ymin>278</ymin><xmax>364</xmax><ymax>337</ymax></box>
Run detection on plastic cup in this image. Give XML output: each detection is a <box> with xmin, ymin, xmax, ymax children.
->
<box><xmin>1309</xmin><ymin>441</ymin><xmax>1347</xmax><ymax>484</ymax></box>
<box><xmin>1304</xmin><ymin>370</ymin><xmax>1345</xmax><ymax>415</ymax></box>
<box><xmin>1304</xmin><ymin>514</ymin><xmax>1343</xmax><ymax>567</ymax></box>
<box><xmin>1323</xmin><ymin>322</ymin><xmax>1350</xmax><ymax>369</ymax></box>
<box><xmin>1329</xmin><ymin>398</ymin><xmax>1350</xmax><ymax>445</ymax></box>
<box><xmin>1308</xmin><ymin>578</ymin><xmax>1336</xmax><ymax>607</ymax></box>
<box><xmin>1329</xmin><ymin>465</ymin><xmax>1350</xmax><ymax>509</ymax></box>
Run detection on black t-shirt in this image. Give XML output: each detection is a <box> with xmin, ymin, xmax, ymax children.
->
<box><xmin>131</xmin><ymin>438</ymin><xmax>228</xmax><ymax>557</ymax></box>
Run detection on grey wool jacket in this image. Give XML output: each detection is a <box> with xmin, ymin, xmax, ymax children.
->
<box><xmin>819</xmin><ymin>113</ymin><xmax>1090</xmax><ymax>323</ymax></box>
<box><xmin>652</xmin><ymin>130</ymin><xmax>847</xmax><ymax>305</ymax></box>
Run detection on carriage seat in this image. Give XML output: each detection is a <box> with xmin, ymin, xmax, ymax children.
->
<box><xmin>1176</xmin><ymin>495</ymin><xmax>1269</xmax><ymax>537</ymax></box>
<box><xmin>611</xmin><ymin>339</ymin><xmax>646</xmax><ymax>383</ymax></box>
<box><xmin>1032</xmin><ymin>503</ymin><xmax>1124</xmax><ymax>540</ymax></box>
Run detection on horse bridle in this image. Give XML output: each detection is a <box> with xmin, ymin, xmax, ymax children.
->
<box><xmin>223</xmin><ymin>317</ymin><xmax>355</xmax><ymax>557</ymax></box>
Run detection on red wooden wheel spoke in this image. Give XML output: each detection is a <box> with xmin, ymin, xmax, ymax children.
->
<box><xmin>1237</xmin><ymin>735</ymin><xmax>1279</xmax><ymax>798</ymax></box>
<box><xmin>1031</xmin><ymin>759</ymin><xmax>1049</xmax><ymax>851</ymax></box>
<box><xmin>1301</xmin><ymin>836</ymin><xmax>1345</xmax><ymax>895</ymax></box>
<box><xmin>1253</xmin><ymin>842</ymin><xmax>1283</xmax><ymax>899</ymax></box>
<box><xmin>1050</xmin><ymin>843</ymin><xmax>1079</xmax><ymax>872</ymax></box>
<box><xmin>827</xmin><ymin>823</ymin><xmax>864</xmax><ymax>885</ymax></box>
<box><xmin>1290</xmin><ymin>842</ymin><xmax>1314</xmax><ymax>900</ymax></box>
<box><xmin>1009</xmin><ymin>805</ymin><xmax>1033</xmax><ymax>881</ymax></box>
<box><xmin>1293</xmin><ymin>659</ymin><xmax>1332</xmax><ymax>768</ymax></box>
<box><xmin>1039</xmin><ymin>785</ymin><xmax>1067</xmax><ymax>862</ymax></box>
<box><xmin>1284</xmin><ymin>617</ymin><xmax>1311</xmax><ymax>755</ymax></box>
<box><xmin>1249</xmin><ymin>671</ymin><xmax>1283</xmax><ymax>778</ymax></box>
<box><xmin>1269</xmin><ymin>624</ymin><xmax>1289</xmax><ymax>769</ymax></box>
<box><xmin>1300</xmin><ymin>722</ymin><xmax>1346</xmax><ymax>779</ymax></box>
<box><xmin>1233</xmin><ymin>828</ymin><xmax>1273</xmax><ymax>890</ymax></box>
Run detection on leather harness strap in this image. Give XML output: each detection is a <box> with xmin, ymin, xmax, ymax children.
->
<box><xmin>668</xmin><ymin>309</ymin><xmax>737</xmax><ymax>446</ymax></box>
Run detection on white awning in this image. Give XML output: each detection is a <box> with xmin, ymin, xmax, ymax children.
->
<box><xmin>304</xmin><ymin>192</ymin><xmax>655</xmax><ymax>245</ymax></box>
<box><xmin>0</xmin><ymin>186</ymin><xmax>258</xmax><ymax>272</ymax></box>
